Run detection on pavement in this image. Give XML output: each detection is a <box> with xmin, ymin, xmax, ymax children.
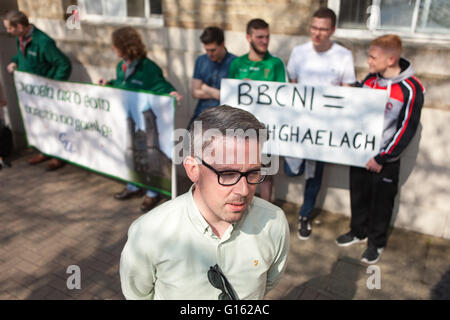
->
<box><xmin>0</xmin><ymin>148</ymin><xmax>449</xmax><ymax>300</ymax></box>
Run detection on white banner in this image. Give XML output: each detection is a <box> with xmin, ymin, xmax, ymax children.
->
<box><xmin>14</xmin><ymin>71</ymin><xmax>175</xmax><ymax>195</ymax></box>
<box><xmin>220</xmin><ymin>79</ymin><xmax>388</xmax><ymax>167</ymax></box>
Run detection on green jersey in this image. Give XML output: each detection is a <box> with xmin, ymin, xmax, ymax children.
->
<box><xmin>228</xmin><ymin>52</ymin><xmax>286</xmax><ymax>82</ymax></box>
<box><xmin>11</xmin><ymin>26</ymin><xmax>71</xmax><ymax>80</ymax></box>
<box><xmin>108</xmin><ymin>57</ymin><xmax>175</xmax><ymax>94</ymax></box>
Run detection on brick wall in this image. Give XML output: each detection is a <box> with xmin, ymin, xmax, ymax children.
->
<box><xmin>163</xmin><ymin>0</ymin><xmax>325</xmax><ymax>35</ymax></box>
<box><xmin>17</xmin><ymin>0</ymin><xmax>64</xmax><ymax>20</ymax></box>
<box><xmin>4</xmin><ymin>0</ymin><xmax>449</xmax><ymax>238</ymax></box>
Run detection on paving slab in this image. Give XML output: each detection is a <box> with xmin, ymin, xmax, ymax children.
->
<box><xmin>1</xmin><ymin>149</ymin><xmax>449</xmax><ymax>300</ymax></box>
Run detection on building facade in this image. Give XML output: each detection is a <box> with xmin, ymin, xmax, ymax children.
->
<box><xmin>1</xmin><ymin>0</ymin><xmax>449</xmax><ymax>238</ymax></box>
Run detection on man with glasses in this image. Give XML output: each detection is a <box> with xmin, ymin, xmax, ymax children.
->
<box><xmin>284</xmin><ymin>7</ymin><xmax>356</xmax><ymax>240</ymax></box>
<box><xmin>120</xmin><ymin>105</ymin><xmax>289</xmax><ymax>299</ymax></box>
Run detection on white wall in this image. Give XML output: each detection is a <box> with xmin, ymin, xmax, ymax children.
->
<box><xmin>31</xmin><ymin>20</ymin><xmax>450</xmax><ymax>239</ymax></box>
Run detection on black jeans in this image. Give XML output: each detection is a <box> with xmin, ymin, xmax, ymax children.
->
<box><xmin>349</xmin><ymin>160</ymin><xmax>400</xmax><ymax>248</ymax></box>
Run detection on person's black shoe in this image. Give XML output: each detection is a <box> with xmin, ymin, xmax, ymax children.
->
<box><xmin>28</xmin><ymin>153</ymin><xmax>49</xmax><ymax>165</ymax></box>
<box><xmin>114</xmin><ymin>188</ymin><xmax>145</xmax><ymax>200</ymax></box>
<box><xmin>46</xmin><ymin>158</ymin><xmax>65</xmax><ymax>171</ymax></box>
<box><xmin>140</xmin><ymin>195</ymin><xmax>161</xmax><ymax>212</ymax></box>
<box><xmin>298</xmin><ymin>216</ymin><xmax>311</xmax><ymax>240</ymax></box>
<box><xmin>336</xmin><ymin>231</ymin><xmax>367</xmax><ymax>247</ymax></box>
<box><xmin>361</xmin><ymin>245</ymin><xmax>384</xmax><ymax>264</ymax></box>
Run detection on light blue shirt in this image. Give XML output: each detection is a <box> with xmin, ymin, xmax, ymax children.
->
<box><xmin>192</xmin><ymin>51</ymin><xmax>236</xmax><ymax>116</ymax></box>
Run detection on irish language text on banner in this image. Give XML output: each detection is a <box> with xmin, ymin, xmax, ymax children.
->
<box><xmin>14</xmin><ymin>71</ymin><xmax>174</xmax><ymax>195</ymax></box>
<box><xmin>220</xmin><ymin>79</ymin><xmax>388</xmax><ymax>167</ymax></box>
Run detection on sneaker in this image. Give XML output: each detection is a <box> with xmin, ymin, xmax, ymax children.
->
<box><xmin>361</xmin><ymin>246</ymin><xmax>384</xmax><ymax>264</ymax></box>
<box><xmin>297</xmin><ymin>217</ymin><xmax>311</xmax><ymax>240</ymax></box>
<box><xmin>335</xmin><ymin>231</ymin><xmax>367</xmax><ymax>247</ymax></box>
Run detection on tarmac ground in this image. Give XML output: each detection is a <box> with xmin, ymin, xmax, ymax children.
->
<box><xmin>1</xmin><ymin>148</ymin><xmax>449</xmax><ymax>300</ymax></box>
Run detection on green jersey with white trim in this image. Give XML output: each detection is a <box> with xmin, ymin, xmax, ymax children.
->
<box><xmin>228</xmin><ymin>52</ymin><xmax>286</xmax><ymax>82</ymax></box>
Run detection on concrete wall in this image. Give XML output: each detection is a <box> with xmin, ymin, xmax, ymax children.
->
<box><xmin>0</xmin><ymin>0</ymin><xmax>25</xmax><ymax>148</ymax></box>
<box><xmin>3</xmin><ymin>0</ymin><xmax>449</xmax><ymax>239</ymax></box>
<box><xmin>163</xmin><ymin>0</ymin><xmax>326</xmax><ymax>34</ymax></box>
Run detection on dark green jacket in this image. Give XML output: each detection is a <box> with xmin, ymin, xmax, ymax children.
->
<box><xmin>108</xmin><ymin>57</ymin><xmax>175</xmax><ymax>94</ymax></box>
<box><xmin>11</xmin><ymin>26</ymin><xmax>71</xmax><ymax>80</ymax></box>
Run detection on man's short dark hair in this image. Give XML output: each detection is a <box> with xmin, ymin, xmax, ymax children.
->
<box><xmin>312</xmin><ymin>7</ymin><xmax>336</xmax><ymax>28</ymax></box>
<box><xmin>200</xmin><ymin>27</ymin><xmax>224</xmax><ymax>45</ymax></box>
<box><xmin>3</xmin><ymin>10</ymin><xmax>29</xmax><ymax>27</ymax></box>
<box><xmin>189</xmin><ymin>105</ymin><xmax>266</xmax><ymax>154</ymax></box>
<box><xmin>246</xmin><ymin>18</ymin><xmax>269</xmax><ymax>35</ymax></box>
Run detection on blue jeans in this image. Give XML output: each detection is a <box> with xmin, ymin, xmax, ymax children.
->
<box><xmin>284</xmin><ymin>159</ymin><xmax>324</xmax><ymax>218</ymax></box>
<box><xmin>126</xmin><ymin>183</ymin><xmax>159</xmax><ymax>198</ymax></box>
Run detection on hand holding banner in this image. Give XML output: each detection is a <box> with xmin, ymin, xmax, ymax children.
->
<box><xmin>220</xmin><ymin>78</ymin><xmax>388</xmax><ymax>167</ymax></box>
<box><xmin>14</xmin><ymin>71</ymin><xmax>175</xmax><ymax>195</ymax></box>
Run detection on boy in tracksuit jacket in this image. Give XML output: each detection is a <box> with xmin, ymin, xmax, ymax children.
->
<box><xmin>336</xmin><ymin>34</ymin><xmax>424</xmax><ymax>264</ymax></box>
<box><xmin>4</xmin><ymin>10</ymin><xmax>71</xmax><ymax>171</ymax></box>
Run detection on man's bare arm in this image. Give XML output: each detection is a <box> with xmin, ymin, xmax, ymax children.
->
<box><xmin>191</xmin><ymin>78</ymin><xmax>220</xmax><ymax>100</ymax></box>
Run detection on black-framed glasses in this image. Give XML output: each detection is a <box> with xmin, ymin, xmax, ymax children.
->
<box><xmin>201</xmin><ymin>159</ymin><xmax>266</xmax><ymax>186</ymax></box>
<box><xmin>207</xmin><ymin>264</ymin><xmax>238</xmax><ymax>300</ymax></box>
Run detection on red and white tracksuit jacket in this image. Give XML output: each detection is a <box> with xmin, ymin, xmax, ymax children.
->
<box><xmin>360</xmin><ymin>58</ymin><xmax>425</xmax><ymax>165</ymax></box>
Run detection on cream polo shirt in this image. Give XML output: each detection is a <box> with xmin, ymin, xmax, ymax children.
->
<box><xmin>120</xmin><ymin>186</ymin><xmax>290</xmax><ymax>300</ymax></box>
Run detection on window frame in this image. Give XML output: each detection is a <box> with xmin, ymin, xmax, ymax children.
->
<box><xmin>328</xmin><ymin>0</ymin><xmax>450</xmax><ymax>42</ymax></box>
<box><xmin>77</xmin><ymin>0</ymin><xmax>163</xmax><ymax>27</ymax></box>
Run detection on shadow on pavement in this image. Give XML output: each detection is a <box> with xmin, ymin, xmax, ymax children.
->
<box><xmin>430</xmin><ymin>267</ymin><xmax>450</xmax><ymax>300</ymax></box>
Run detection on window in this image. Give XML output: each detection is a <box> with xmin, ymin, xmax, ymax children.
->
<box><xmin>78</xmin><ymin>0</ymin><xmax>163</xmax><ymax>25</ymax></box>
<box><xmin>329</xmin><ymin>0</ymin><xmax>450</xmax><ymax>36</ymax></box>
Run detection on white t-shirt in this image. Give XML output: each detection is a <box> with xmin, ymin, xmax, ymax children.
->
<box><xmin>285</xmin><ymin>41</ymin><xmax>356</xmax><ymax>174</ymax></box>
<box><xmin>287</xmin><ymin>41</ymin><xmax>356</xmax><ymax>86</ymax></box>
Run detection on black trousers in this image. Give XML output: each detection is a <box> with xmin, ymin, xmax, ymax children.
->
<box><xmin>349</xmin><ymin>160</ymin><xmax>400</xmax><ymax>248</ymax></box>
<box><xmin>0</xmin><ymin>126</ymin><xmax>13</xmax><ymax>158</ymax></box>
